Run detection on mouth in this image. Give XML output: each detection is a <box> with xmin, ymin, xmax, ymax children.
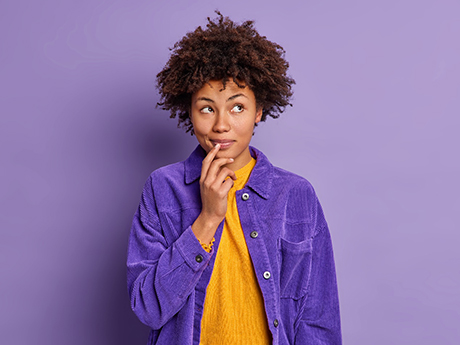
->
<box><xmin>210</xmin><ymin>139</ymin><xmax>234</xmax><ymax>149</ymax></box>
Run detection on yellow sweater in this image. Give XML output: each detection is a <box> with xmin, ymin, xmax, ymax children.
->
<box><xmin>200</xmin><ymin>158</ymin><xmax>271</xmax><ymax>345</ymax></box>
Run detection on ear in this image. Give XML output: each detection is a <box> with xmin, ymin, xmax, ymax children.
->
<box><xmin>255</xmin><ymin>108</ymin><xmax>263</xmax><ymax>124</ymax></box>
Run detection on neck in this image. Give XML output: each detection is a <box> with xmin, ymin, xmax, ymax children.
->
<box><xmin>224</xmin><ymin>148</ymin><xmax>252</xmax><ymax>171</ymax></box>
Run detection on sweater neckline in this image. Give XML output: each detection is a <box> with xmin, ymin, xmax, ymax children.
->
<box><xmin>232</xmin><ymin>157</ymin><xmax>256</xmax><ymax>191</ymax></box>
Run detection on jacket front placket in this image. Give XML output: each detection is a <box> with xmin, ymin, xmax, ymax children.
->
<box><xmin>235</xmin><ymin>183</ymin><xmax>280</xmax><ymax>343</ymax></box>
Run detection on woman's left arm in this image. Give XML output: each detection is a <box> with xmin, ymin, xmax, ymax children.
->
<box><xmin>294</xmin><ymin>223</ymin><xmax>342</xmax><ymax>344</ymax></box>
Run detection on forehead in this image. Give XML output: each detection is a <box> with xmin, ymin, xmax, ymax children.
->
<box><xmin>193</xmin><ymin>79</ymin><xmax>254</xmax><ymax>100</ymax></box>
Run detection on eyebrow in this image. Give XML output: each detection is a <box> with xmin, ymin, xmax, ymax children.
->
<box><xmin>227</xmin><ymin>93</ymin><xmax>247</xmax><ymax>101</ymax></box>
<box><xmin>195</xmin><ymin>93</ymin><xmax>248</xmax><ymax>104</ymax></box>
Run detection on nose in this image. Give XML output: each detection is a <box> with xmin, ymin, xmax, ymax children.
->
<box><xmin>212</xmin><ymin>112</ymin><xmax>230</xmax><ymax>133</ymax></box>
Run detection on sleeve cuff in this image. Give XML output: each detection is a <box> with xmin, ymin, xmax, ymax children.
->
<box><xmin>198</xmin><ymin>237</ymin><xmax>215</xmax><ymax>253</ymax></box>
<box><xmin>174</xmin><ymin>226</ymin><xmax>213</xmax><ymax>271</ymax></box>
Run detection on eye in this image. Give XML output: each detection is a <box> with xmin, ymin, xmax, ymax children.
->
<box><xmin>232</xmin><ymin>104</ymin><xmax>244</xmax><ymax>113</ymax></box>
<box><xmin>200</xmin><ymin>106</ymin><xmax>213</xmax><ymax>114</ymax></box>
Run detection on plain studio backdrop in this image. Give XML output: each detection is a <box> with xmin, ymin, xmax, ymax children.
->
<box><xmin>1</xmin><ymin>0</ymin><xmax>459</xmax><ymax>344</ymax></box>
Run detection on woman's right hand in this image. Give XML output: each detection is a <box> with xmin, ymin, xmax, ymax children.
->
<box><xmin>191</xmin><ymin>144</ymin><xmax>236</xmax><ymax>244</ymax></box>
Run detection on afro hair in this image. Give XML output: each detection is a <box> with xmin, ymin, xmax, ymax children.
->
<box><xmin>156</xmin><ymin>11</ymin><xmax>295</xmax><ymax>133</ymax></box>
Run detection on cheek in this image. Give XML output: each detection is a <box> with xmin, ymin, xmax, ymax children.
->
<box><xmin>190</xmin><ymin>117</ymin><xmax>204</xmax><ymax>134</ymax></box>
<box><xmin>193</xmin><ymin>125</ymin><xmax>208</xmax><ymax>139</ymax></box>
<box><xmin>235</xmin><ymin>120</ymin><xmax>256</xmax><ymax>137</ymax></box>
<box><xmin>190</xmin><ymin>119</ymin><xmax>210</xmax><ymax>145</ymax></box>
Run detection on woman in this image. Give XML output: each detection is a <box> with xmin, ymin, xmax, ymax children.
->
<box><xmin>127</xmin><ymin>12</ymin><xmax>341</xmax><ymax>345</ymax></box>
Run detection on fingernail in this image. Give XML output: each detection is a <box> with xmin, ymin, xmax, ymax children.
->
<box><xmin>229</xmin><ymin>158</ymin><xmax>234</xmax><ymax>162</ymax></box>
<box><xmin>215</xmin><ymin>144</ymin><xmax>220</xmax><ymax>149</ymax></box>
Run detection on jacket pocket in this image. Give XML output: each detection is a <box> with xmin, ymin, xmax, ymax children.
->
<box><xmin>278</xmin><ymin>237</ymin><xmax>313</xmax><ymax>299</ymax></box>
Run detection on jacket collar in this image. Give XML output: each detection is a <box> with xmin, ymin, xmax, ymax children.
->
<box><xmin>184</xmin><ymin>145</ymin><xmax>207</xmax><ymax>185</ymax></box>
<box><xmin>184</xmin><ymin>145</ymin><xmax>273</xmax><ymax>199</ymax></box>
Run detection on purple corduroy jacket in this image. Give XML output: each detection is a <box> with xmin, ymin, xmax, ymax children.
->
<box><xmin>127</xmin><ymin>145</ymin><xmax>342</xmax><ymax>344</ymax></box>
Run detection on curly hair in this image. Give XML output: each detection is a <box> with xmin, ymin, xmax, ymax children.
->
<box><xmin>156</xmin><ymin>12</ymin><xmax>295</xmax><ymax>133</ymax></box>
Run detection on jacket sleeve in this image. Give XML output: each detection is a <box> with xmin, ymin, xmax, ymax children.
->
<box><xmin>126</xmin><ymin>175</ymin><xmax>212</xmax><ymax>330</ymax></box>
<box><xmin>295</xmin><ymin>199</ymin><xmax>342</xmax><ymax>344</ymax></box>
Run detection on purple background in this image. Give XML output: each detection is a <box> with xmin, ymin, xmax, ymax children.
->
<box><xmin>1</xmin><ymin>0</ymin><xmax>459</xmax><ymax>344</ymax></box>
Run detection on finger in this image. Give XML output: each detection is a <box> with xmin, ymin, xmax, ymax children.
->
<box><xmin>213</xmin><ymin>168</ymin><xmax>237</xmax><ymax>190</ymax></box>
<box><xmin>214</xmin><ymin>174</ymin><xmax>234</xmax><ymax>189</ymax></box>
<box><xmin>206</xmin><ymin>157</ymin><xmax>235</xmax><ymax>182</ymax></box>
<box><xmin>218</xmin><ymin>167</ymin><xmax>236</xmax><ymax>182</ymax></box>
<box><xmin>200</xmin><ymin>144</ymin><xmax>220</xmax><ymax>181</ymax></box>
<box><xmin>220</xmin><ymin>177</ymin><xmax>235</xmax><ymax>195</ymax></box>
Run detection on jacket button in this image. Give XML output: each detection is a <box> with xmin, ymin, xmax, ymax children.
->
<box><xmin>273</xmin><ymin>319</ymin><xmax>279</xmax><ymax>327</ymax></box>
<box><xmin>195</xmin><ymin>254</ymin><xmax>203</xmax><ymax>263</ymax></box>
<box><xmin>263</xmin><ymin>271</ymin><xmax>271</xmax><ymax>279</ymax></box>
<box><xmin>250</xmin><ymin>231</ymin><xmax>258</xmax><ymax>238</ymax></box>
<box><xmin>241</xmin><ymin>193</ymin><xmax>250</xmax><ymax>201</ymax></box>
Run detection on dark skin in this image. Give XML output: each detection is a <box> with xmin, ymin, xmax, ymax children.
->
<box><xmin>191</xmin><ymin>144</ymin><xmax>236</xmax><ymax>244</ymax></box>
<box><xmin>156</xmin><ymin>14</ymin><xmax>294</xmax><ymax>134</ymax></box>
<box><xmin>189</xmin><ymin>79</ymin><xmax>262</xmax><ymax>244</ymax></box>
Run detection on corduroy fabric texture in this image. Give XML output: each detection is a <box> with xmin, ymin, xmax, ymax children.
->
<box><xmin>127</xmin><ymin>145</ymin><xmax>342</xmax><ymax>345</ymax></box>
<box><xmin>200</xmin><ymin>158</ymin><xmax>271</xmax><ymax>344</ymax></box>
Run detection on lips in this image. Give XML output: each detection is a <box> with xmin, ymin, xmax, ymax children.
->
<box><xmin>210</xmin><ymin>139</ymin><xmax>234</xmax><ymax>149</ymax></box>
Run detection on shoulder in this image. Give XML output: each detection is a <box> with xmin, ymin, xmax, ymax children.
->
<box><xmin>272</xmin><ymin>165</ymin><xmax>315</xmax><ymax>191</ymax></box>
<box><xmin>142</xmin><ymin>161</ymin><xmax>191</xmax><ymax>207</ymax></box>
<box><xmin>251</xmin><ymin>146</ymin><xmax>316</xmax><ymax>196</ymax></box>
<box><xmin>142</xmin><ymin>149</ymin><xmax>204</xmax><ymax>212</ymax></box>
<box><xmin>148</xmin><ymin>145</ymin><xmax>205</xmax><ymax>187</ymax></box>
<box><xmin>149</xmin><ymin>161</ymin><xmax>185</xmax><ymax>184</ymax></box>
<box><xmin>271</xmin><ymin>166</ymin><xmax>320</xmax><ymax>214</ymax></box>
<box><xmin>139</xmin><ymin>161</ymin><xmax>185</xmax><ymax>204</ymax></box>
<box><xmin>251</xmin><ymin>147</ymin><xmax>326</xmax><ymax>232</ymax></box>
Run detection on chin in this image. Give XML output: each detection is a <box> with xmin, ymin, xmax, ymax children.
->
<box><xmin>215</xmin><ymin>151</ymin><xmax>231</xmax><ymax>158</ymax></box>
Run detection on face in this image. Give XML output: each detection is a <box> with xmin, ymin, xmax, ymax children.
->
<box><xmin>190</xmin><ymin>79</ymin><xmax>263</xmax><ymax>171</ymax></box>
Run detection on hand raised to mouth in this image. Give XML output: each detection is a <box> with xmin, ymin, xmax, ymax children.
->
<box><xmin>191</xmin><ymin>144</ymin><xmax>237</xmax><ymax>244</ymax></box>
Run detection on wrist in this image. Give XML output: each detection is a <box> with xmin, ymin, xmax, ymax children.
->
<box><xmin>192</xmin><ymin>213</ymin><xmax>221</xmax><ymax>244</ymax></box>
